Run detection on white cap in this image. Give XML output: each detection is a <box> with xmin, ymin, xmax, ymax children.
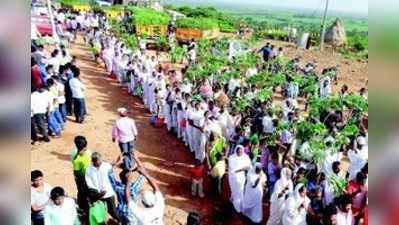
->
<box><xmin>117</xmin><ymin>107</ymin><xmax>127</xmax><ymax>115</ymax></box>
<box><xmin>142</xmin><ymin>190</ymin><xmax>155</xmax><ymax>207</ymax></box>
<box><xmin>357</xmin><ymin>136</ymin><xmax>366</xmax><ymax>146</ymax></box>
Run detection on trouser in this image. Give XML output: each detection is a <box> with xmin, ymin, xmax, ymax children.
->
<box><xmin>48</xmin><ymin>111</ymin><xmax>61</xmax><ymax>136</ymax></box>
<box><xmin>119</xmin><ymin>141</ymin><xmax>135</xmax><ymax>170</ymax></box>
<box><xmin>211</xmin><ymin>176</ymin><xmax>223</xmax><ymax>195</ymax></box>
<box><xmin>31</xmin><ymin>117</ymin><xmax>38</xmax><ymax>142</ymax></box>
<box><xmin>73</xmin><ymin>98</ymin><xmax>86</xmax><ymax>122</ymax></box>
<box><xmin>58</xmin><ymin>103</ymin><xmax>67</xmax><ymax>122</ymax></box>
<box><xmin>33</xmin><ymin>114</ymin><xmax>48</xmax><ymax>139</ymax></box>
<box><xmin>66</xmin><ymin>95</ymin><xmax>73</xmax><ymax>115</ymax></box>
<box><xmin>53</xmin><ymin>107</ymin><xmax>64</xmax><ymax>128</ymax></box>
<box><xmin>31</xmin><ymin>210</ymin><xmax>44</xmax><ymax>225</ymax></box>
<box><xmin>102</xmin><ymin>196</ymin><xmax>119</xmax><ymax>221</ymax></box>
<box><xmin>31</xmin><ymin>216</ymin><xmax>44</xmax><ymax>225</ymax></box>
<box><xmin>74</xmin><ymin>172</ymin><xmax>89</xmax><ymax>213</ymax></box>
<box><xmin>118</xmin><ymin>141</ymin><xmax>134</xmax><ymax>154</ymax></box>
<box><xmin>191</xmin><ymin>178</ymin><xmax>204</xmax><ymax>198</ymax></box>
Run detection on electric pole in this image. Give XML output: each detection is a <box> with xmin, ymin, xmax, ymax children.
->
<box><xmin>320</xmin><ymin>0</ymin><xmax>330</xmax><ymax>51</ymax></box>
<box><xmin>46</xmin><ymin>0</ymin><xmax>59</xmax><ymax>43</ymax></box>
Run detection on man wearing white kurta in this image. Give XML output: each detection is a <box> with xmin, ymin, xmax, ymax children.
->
<box><xmin>85</xmin><ymin>152</ymin><xmax>119</xmax><ymax>221</ymax></box>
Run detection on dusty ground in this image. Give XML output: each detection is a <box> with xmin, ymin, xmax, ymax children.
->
<box><xmin>254</xmin><ymin>39</ymin><xmax>368</xmax><ymax>92</ymax></box>
<box><xmin>31</xmin><ymin>36</ymin><xmax>367</xmax><ymax>225</ymax></box>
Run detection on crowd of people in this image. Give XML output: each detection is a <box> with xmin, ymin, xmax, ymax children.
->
<box><xmin>31</xmin><ymin>6</ymin><xmax>368</xmax><ymax>225</ymax></box>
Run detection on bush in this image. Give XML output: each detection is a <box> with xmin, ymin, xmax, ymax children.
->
<box><xmin>128</xmin><ymin>7</ymin><xmax>170</xmax><ymax>26</ymax></box>
<box><xmin>60</xmin><ymin>0</ymin><xmax>88</xmax><ymax>6</ymax></box>
<box><xmin>176</xmin><ymin>17</ymin><xmax>218</xmax><ymax>30</ymax></box>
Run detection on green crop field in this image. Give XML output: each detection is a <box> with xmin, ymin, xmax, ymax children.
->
<box><xmin>163</xmin><ymin>0</ymin><xmax>368</xmax><ymax>59</ymax></box>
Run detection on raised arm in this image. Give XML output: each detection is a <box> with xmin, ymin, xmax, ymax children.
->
<box><xmin>134</xmin><ymin>155</ymin><xmax>159</xmax><ymax>193</ymax></box>
<box><xmin>111</xmin><ymin>123</ymin><xmax>118</xmax><ymax>142</ymax></box>
<box><xmin>140</xmin><ymin>168</ymin><xmax>160</xmax><ymax>193</ymax></box>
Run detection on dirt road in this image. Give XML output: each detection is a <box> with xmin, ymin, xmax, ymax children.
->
<box><xmin>31</xmin><ymin>40</ymin><xmax>255</xmax><ymax>225</ymax></box>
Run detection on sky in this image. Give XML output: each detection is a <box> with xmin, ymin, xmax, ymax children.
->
<box><xmin>244</xmin><ymin>0</ymin><xmax>368</xmax><ymax>14</ymax></box>
<box><xmin>165</xmin><ymin>0</ymin><xmax>368</xmax><ymax>15</ymax></box>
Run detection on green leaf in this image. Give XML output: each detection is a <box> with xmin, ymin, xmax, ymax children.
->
<box><xmin>256</xmin><ymin>87</ymin><xmax>273</xmax><ymax>102</ymax></box>
<box><xmin>344</xmin><ymin>94</ymin><xmax>368</xmax><ymax>112</ymax></box>
<box><xmin>329</xmin><ymin>175</ymin><xmax>348</xmax><ymax>195</ymax></box>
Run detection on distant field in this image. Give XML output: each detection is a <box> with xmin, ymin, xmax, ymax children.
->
<box><xmin>228</xmin><ymin>11</ymin><xmax>368</xmax><ymax>34</ymax></box>
<box><xmin>163</xmin><ymin>0</ymin><xmax>368</xmax><ymax>59</ymax></box>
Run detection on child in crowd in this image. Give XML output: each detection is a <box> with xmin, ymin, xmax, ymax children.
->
<box><xmin>88</xmin><ymin>189</ymin><xmax>107</xmax><ymax>225</ymax></box>
<box><xmin>191</xmin><ymin>159</ymin><xmax>206</xmax><ymax>198</ymax></box>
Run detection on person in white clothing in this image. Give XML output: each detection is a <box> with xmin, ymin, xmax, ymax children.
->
<box><xmin>228</xmin><ymin>145</ymin><xmax>251</xmax><ymax>213</ymax></box>
<box><xmin>31</xmin><ymin>86</ymin><xmax>52</xmax><ymax>142</ymax></box>
<box><xmin>335</xmin><ymin>194</ymin><xmax>354</xmax><ymax>225</ymax></box>
<box><xmin>69</xmin><ymin>70</ymin><xmax>86</xmax><ymax>123</ymax></box>
<box><xmin>48</xmin><ymin>50</ymin><xmax>61</xmax><ymax>73</ymax></box>
<box><xmin>319</xmin><ymin>79</ymin><xmax>331</xmax><ymax>98</ymax></box>
<box><xmin>44</xmin><ymin>186</ymin><xmax>79</xmax><ymax>225</ymax></box>
<box><xmin>126</xmin><ymin>163</ymin><xmax>165</xmax><ymax>225</ymax></box>
<box><xmin>85</xmin><ymin>152</ymin><xmax>119</xmax><ymax>221</ymax></box>
<box><xmin>320</xmin><ymin>161</ymin><xmax>346</xmax><ymax>207</ymax></box>
<box><xmin>31</xmin><ymin>170</ymin><xmax>52</xmax><ymax>225</ymax></box>
<box><xmin>347</xmin><ymin>137</ymin><xmax>368</xmax><ymax>181</ymax></box>
<box><xmin>267</xmin><ymin>167</ymin><xmax>294</xmax><ymax>225</ymax></box>
<box><xmin>242</xmin><ymin>163</ymin><xmax>266</xmax><ymax>224</ymax></box>
<box><xmin>282</xmin><ymin>183</ymin><xmax>310</xmax><ymax>225</ymax></box>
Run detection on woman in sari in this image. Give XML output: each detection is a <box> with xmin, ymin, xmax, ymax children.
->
<box><xmin>228</xmin><ymin>145</ymin><xmax>251</xmax><ymax>213</ymax></box>
<box><xmin>267</xmin><ymin>167</ymin><xmax>293</xmax><ymax>225</ymax></box>
<box><xmin>242</xmin><ymin>163</ymin><xmax>266</xmax><ymax>224</ymax></box>
<box><xmin>282</xmin><ymin>183</ymin><xmax>310</xmax><ymax>225</ymax></box>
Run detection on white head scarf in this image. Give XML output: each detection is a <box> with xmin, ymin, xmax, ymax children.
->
<box><xmin>294</xmin><ymin>183</ymin><xmax>305</xmax><ymax>200</ymax></box>
<box><xmin>228</xmin><ymin>145</ymin><xmax>250</xmax><ymax>173</ymax></box>
<box><xmin>280</xmin><ymin>167</ymin><xmax>292</xmax><ymax>188</ymax></box>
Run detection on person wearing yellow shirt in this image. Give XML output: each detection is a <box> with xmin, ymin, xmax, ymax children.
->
<box><xmin>210</xmin><ymin>154</ymin><xmax>226</xmax><ymax>195</ymax></box>
<box><xmin>72</xmin><ymin>135</ymin><xmax>92</xmax><ymax>214</ymax></box>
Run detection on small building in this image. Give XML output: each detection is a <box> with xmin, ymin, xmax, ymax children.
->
<box><xmin>121</xmin><ymin>0</ymin><xmax>162</xmax><ymax>10</ymax></box>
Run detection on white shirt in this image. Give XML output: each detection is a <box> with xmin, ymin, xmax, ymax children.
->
<box><xmin>128</xmin><ymin>191</ymin><xmax>165</xmax><ymax>225</ymax></box>
<box><xmin>76</xmin><ymin>14</ymin><xmax>84</xmax><ymax>25</ymax></box>
<box><xmin>228</xmin><ymin>78</ymin><xmax>240</xmax><ymax>93</ymax></box>
<box><xmin>56</xmin><ymin>13</ymin><xmax>65</xmax><ymax>23</ymax></box>
<box><xmin>85</xmin><ymin>162</ymin><xmax>116</xmax><ymax>198</ymax></box>
<box><xmin>57</xmin><ymin>82</ymin><xmax>66</xmax><ymax>104</ymax></box>
<box><xmin>189</xmin><ymin>49</ymin><xmax>196</xmax><ymax>61</ymax></box>
<box><xmin>246</xmin><ymin>68</ymin><xmax>257</xmax><ymax>77</ymax></box>
<box><xmin>47</xmin><ymin>57</ymin><xmax>60</xmax><ymax>73</ymax></box>
<box><xmin>31</xmin><ymin>91</ymin><xmax>51</xmax><ymax>115</ymax></box>
<box><xmin>262</xmin><ymin>115</ymin><xmax>274</xmax><ymax>134</ymax></box>
<box><xmin>44</xmin><ymin>197</ymin><xmax>78</xmax><ymax>225</ymax></box>
<box><xmin>31</xmin><ymin>183</ymin><xmax>52</xmax><ymax>208</ymax></box>
<box><xmin>336</xmin><ymin>209</ymin><xmax>353</xmax><ymax>225</ymax></box>
<box><xmin>69</xmin><ymin>78</ymin><xmax>85</xmax><ymax>99</ymax></box>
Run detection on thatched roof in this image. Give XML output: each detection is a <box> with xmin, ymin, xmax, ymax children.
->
<box><xmin>325</xmin><ymin>18</ymin><xmax>347</xmax><ymax>46</ymax></box>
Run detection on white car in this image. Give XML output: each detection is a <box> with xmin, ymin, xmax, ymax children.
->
<box><xmin>31</xmin><ymin>5</ymin><xmax>48</xmax><ymax>16</ymax></box>
<box><xmin>96</xmin><ymin>0</ymin><xmax>112</xmax><ymax>6</ymax></box>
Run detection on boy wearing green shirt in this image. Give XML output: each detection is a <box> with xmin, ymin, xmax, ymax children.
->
<box><xmin>72</xmin><ymin>136</ymin><xmax>92</xmax><ymax>213</ymax></box>
<box><xmin>88</xmin><ymin>189</ymin><xmax>107</xmax><ymax>225</ymax></box>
